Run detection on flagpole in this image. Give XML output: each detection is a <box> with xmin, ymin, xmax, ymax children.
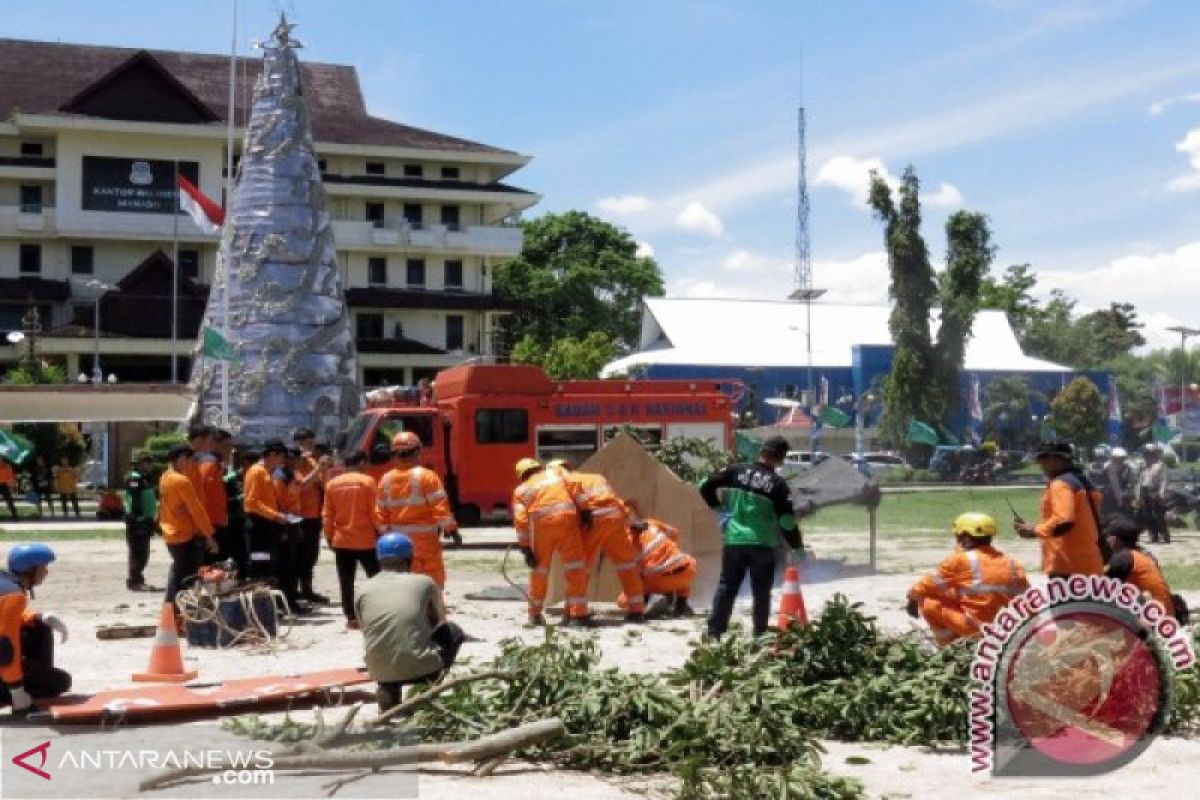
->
<box><xmin>220</xmin><ymin>0</ymin><xmax>238</xmax><ymax>427</ymax></box>
<box><xmin>171</xmin><ymin>158</ymin><xmax>179</xmax><ymax>384</ymax></box>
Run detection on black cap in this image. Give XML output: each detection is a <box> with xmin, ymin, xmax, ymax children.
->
<box><xmin>167</xmin><ymin>444</ymin><xmax>194</xmax><ymax>462</ymax></box>
<box><xmin>1034</xmin><ymin>441</ymin><xmax>1073</xmax><ymax>460</ymax></box>
<box><xmin>761</xmin><ymin>435</ymin><xmax>790</xmax><ymax>459</ymax></box>
<box><xmin>292</xmin><ymin>427</ymin><xmax>315</xmax><ymax>442</ymax></box>
<box><xmin>262</xmin><ymin>438</ymin><xmax>288</xmax><ymax>455</ymax></box>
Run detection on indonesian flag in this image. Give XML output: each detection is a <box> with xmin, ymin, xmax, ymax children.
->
<box><xmin>178</xmin><ymin>175</ymin><xmax>224</xmax><ymax>234</ymax></box>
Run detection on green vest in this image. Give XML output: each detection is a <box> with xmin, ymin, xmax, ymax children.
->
<box><xmin>723</xmin><ymin>487</ymin><xmax>794</xmax><ymax>548</ymax></box>
<box><xmin>123</xmin><ymin>470</ymin><xmax>158</xmax><ymax>521</ymax></box>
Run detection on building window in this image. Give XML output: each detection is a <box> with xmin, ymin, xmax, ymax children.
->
<box><xmin>441</xmin><ymin>205</ymin><xmax>461</xmax><ymax>231</ymax></box>
<box><xmin>356</xmin><ymin>313</ymin><xmax>384</xmax><ymax>340</ymax></box>
<box><xmin>71</xmin><ymin>246</ymin><xmax>94</xmax><ymax>275</ymax></box>
<box><xmin>393</xmin><ymin>321</ymin><xmax>405</xmax><ymax>340</ymax></box>
<box><xmin>403</xmin><ymin>164</ymin><xmax>423</xmax><ymax>178</ymax></box>
<box><xmin>441</xmin><ymin>166</ymin><xmax>460</xmax><ymax>180</ymax></box>
<box><xmin>178</xmin><ymin>249</ymin><xmax>200</xmax><ymax>282</ymax></box>
<box><xmin>366</xmin><ymin>202</ymin><xmax>385</xmax><ymax>229</ymax></box>
<box><xmin>19</xmin><ymin>185</ymin><xmax>42</xmax><ymax>213</ymax></box>
<box><xmin>406</xmin><ymin>258</ymin><xmax>426</xmax><ymax>287</ymax></box>
<box><xmin>368</xmin><ymin>257</ymin><xmax>387</xmax><ymax>286</ymax></box>
<box><xmin>402</xmin><ymin>203</ymin><xmax>423</xmax><ymax>229</ymax></box>
<box><xmin>19</xmin><ymin>244</ymin><xmax>40</xmax><ymax>274</ymax></box>
<box><xmin>365</xmin><ymin>161</ymin><xmax>385</xmax><ymax>176</ymax></box>
<box><xmin>20</xmin><ymin>142</ymin><xmax>43</xmax><ymax>157</ymax></box>
<box><xmin>446</xmin><ymin>314</ymin><xmax>464</xmax><ymax>350</ymax></box>
<box><xmin>475</xmin><ymin>408</ymin><xmax>529</xmax><ymax>444</ymax></box>
<box><xmin>317</xmin><ymin>159</ymin><xmax>327</xmax><ymax>172</ymax></box>
<box><xmin>444</xmin><ymin>259</ymin><xmax>463</xmax><ymax>289</ymax></box>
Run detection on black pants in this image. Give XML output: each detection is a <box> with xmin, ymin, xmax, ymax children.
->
<box><xmin>376</xmin><ymin>622</ymin><xmax>466</xmax><ymax>711</ymax></box>
<box><xmin>298</xmin><ymin>518</ymin><xmax>323</xmax><ymax>592</ymax></box>
<box><xmin>35</xmin><ymin>491</ymin><xmax>54</xmax><ymax>517</ymax></box>
<box><xmin>0</xmin><ymin>484</ymin><xmax>17</xmax><ymax>519</ymax></box>
<box><xmin>334</xmin><ymin>548</ymin><xmax>381</xmax><ymax>621</ymax></box>
<box><xmin>0</xmin><ymin>622</ymin><xmax>71</xmax><ymax>704</ymax></box>
<box><xmin>125</xmin><ymin>518</ymin><xmax>154</xmax><ymax>586</ymax></box>
<box><xmin>277</xmin><ymin>524</ymin><xmax>302</xmax><ymax>608</ymax></box>
<box><xmin>707</xmin><ymin>545</ymin><xmax>777</xmax><ymax>637</ymax></box>
<box><xmin>165</xmin><ymin>537</ymin><xmax>205</xmax><ymax>604</ymax></box>
<box><xmin>59</xmin><ymin>492</ymin><xmax>80</xmax><ymax>516</ymax></box>
<box><xmin>215</xmin><ymin>521</ymin><xmax>248</xmax><ymax>578</ymax></box>
<box><xmin>246</xmin><ymin>515</ymin><xmax>281</xmax><ymax>584</ymax></box>
<box><xmin>1140</xmin><ymin>494</ymin><xmax>1170</xmax><ymax>543</ymax></box>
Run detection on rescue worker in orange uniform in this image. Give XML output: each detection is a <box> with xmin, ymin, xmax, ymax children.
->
<box><xmin>183</xmin><ymin>424</ymin><xmax>214</xmax><ymax>495</ymax></box>
<box><xmin>291</xmin><ymin>428</ymin><xmax>330</xmax><ymax>605</ymax></box>
<box><xmin>197</xmin><ymin>429</ymin><xmax>229</xmax><ymax>567</ymax></box>
<box><xmin>244</xmin><ymin>439</ymin><xmax>306</xmax><ymax>612</ymax></box>
<box><xmin>908</xmin><ymin>512</ymin><xmax>1029</xmax><ymax>647</ymax></box>
<box><xmin>512</xmin><ymin>458</ymin><xmax>590</xmax><ymax>626</ymax></box>
<box><xmin>157</xmin><ymin>445</ymin><xmax>217</xmax><ymax>606</ymax></box>
<box><xmin>323</xmin><ymin>451</ymin><xmax>383</xmax><ymax>629</ymax></box>
<box><xmin>1104</xmin><ymin>515</ymin><xmax>1186</xmax><ymax>623</ymax></box>
<box><xmin>1015</xmin><ymin>441</ymin><xmax>1106</xmax><ymax>578</ymax></box>
<box><xmin>375</xmin><ymin>432</ymin><xmax>457</xmax><ymax>589</ymax></box>
<box><xmin>625</xmin><ymin>515</ymin><xmax>696</xmax><ymax>618</ymax></box>
<box><xmin>548</xmin><ymin>460</ymin><xmax>645</xmax><ymax>622</ymax></box>
<box><xmin>1</xmin><ymin>544</ymin><xmax>71</xmax><ymax>714</ymax></box>
<box><xmin>0</xmin><ymin>457</ymin><xmax>17</xmax><ymax>521</ymax></box>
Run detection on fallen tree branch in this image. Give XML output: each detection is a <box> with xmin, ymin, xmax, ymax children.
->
<box><xmin>367</xmin><ymin>669</ymin><xmax>511</xmax><ymax>728</ymax></box>
<box><xmin>138</xmin><ymin>717</ymin><xmax>565</xmax><ymax>792</ymax></box>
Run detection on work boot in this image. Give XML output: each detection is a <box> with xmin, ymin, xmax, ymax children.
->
<box><xmin>562</xmin><ymin>615</ymin><xmax>596</xmax><ymax>629</ymax></box>
<box><xmin>303</xmin><ymin>590</ymin><xmax>331</xmax><ymax>605</ymax></box>
<box><xmin>624</xmin><ymin>612</ymin><xmax>646</xmax><ymax>624</ymax></box>
<box><xmin>672</xmin><ymin>597</ymin><xmax>695</xmax><ymax>618</ymax></box>
<box><xmin>345</xmin><ymin>618</ymin><xmax>361</xmax><ymax>631</ymax></box>
<box><xmin>376</xmin><ymin>683</ymin><xmax>401</xmax><ymax>712</ymax></box>
<box><xmin>645</xmin><ymin>596</ymin><xmax>672</xmax><ymax>620</ymax></box>
<box><xmin>526</xmin><ymin>614</ymin><xmax>546</xmax><ymax>627</ymax></box>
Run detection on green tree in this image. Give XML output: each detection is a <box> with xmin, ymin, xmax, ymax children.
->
<box><xmin>981</xmin><ymin>377</ymin><xmax>1044</xmax><ymax>450</ymax></box>
<box><xmin>868</xmin><ymin>167</ymin><xmax>994</xmax><ymax>454</ymax></box>
<box><xmin>510</xmin><ymin>330</ymin><xmax>618</xmax><ymax>380</ymax></box>
<box><xmin>493</xmin><ymin>211</ymin><xmax>664</xmax><ymax>356</ymax></box>
<box><xmin>978</xmin><ymin>263</ymin><xmax>1039</xmax><ymax>337</ymax></box>
<box><xmin>1047</xmin><ymin>376</ymin><xmax>1106</xmax><ymax>451</ymax></box>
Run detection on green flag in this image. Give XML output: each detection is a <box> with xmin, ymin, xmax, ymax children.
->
<box><xmin>201</xmin><ymin>326</ymin><xmax>240</xmax><ymax>363</ymax></box>
<box><xmin>906</xmin><ymin>419</ymin><xmax>940</xmax><ymax>446</ymax></box>
<box><xmin>734</xmin><ymin>431</ymin><xmax>761</xmax><ymax>462</ymax></box>
<box><xmin>818</xmin><ymin>405</ymin><xmax>854</xmax><ymax>429</ymax></box>
<box><xmin>0</xmin><ymin>430</ymin><xmax>32</xmax><ymax>465</ymax></box>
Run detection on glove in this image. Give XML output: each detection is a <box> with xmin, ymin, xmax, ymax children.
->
<box><xmin>905</xmin><ymin>598</ymin><xmax>919</xmax><ymax>619</ymax></box>
<box><xmin>519</xmin><ymin>546</ymin><xmax>537</xmax><ymax>569</ymax></box>
<box><xmin>42</xmin><ymin>614</ymin><xmax>69</xmax><ymax>644</ymax></box>
<box><xmin>579</xmin><ymin>509</ymin><xmax>594</xmax><ymax>528</ymax></box>
<box><xmin>9</xmin><ymin>685</ymin><xmax>31</xmax><ymax>713</ymax></box>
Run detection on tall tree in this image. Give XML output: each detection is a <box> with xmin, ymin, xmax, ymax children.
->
<box><xmin>868</xmin><ymin>167</ymin><xmax>994</xmax><ymax>451</ymax></box>
<box><xmin>493</xmin><ymin>211</ymin><xmax>664</xmax><ymax>358</ymax></box>
<box><xmin>1047</xmin><ymin>376</ymin><xmax>1106</xmax><ymax>451</ymax></box>
<box><xmin>977</xmin><ymin>263</ymin><xmax>1038</xmax><ymax>337</ymax></box>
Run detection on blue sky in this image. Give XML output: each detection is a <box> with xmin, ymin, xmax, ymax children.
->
<box><xmin>8</xmin><ymin>0</ymin><xmax>1200</xmax><ymax>347</ymax></box>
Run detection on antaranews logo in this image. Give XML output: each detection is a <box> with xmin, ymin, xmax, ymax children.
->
<box><xmin>12</xmin><ymin>741</ymin><xmax>52</xmax><ymax>780</ymax></box>
<box><xmin>969</xmin><ymin>575</ymin><xmax>1195</xmax><ymax>776</ymax></box>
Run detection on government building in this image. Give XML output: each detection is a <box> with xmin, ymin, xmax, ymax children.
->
<box><xmin>0</xmin><ymin>38</ymin><xmax>538</xmax><ymax>385</ymax></box>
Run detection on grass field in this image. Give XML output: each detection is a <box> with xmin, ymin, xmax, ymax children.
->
<box><xmin>1163</xmin><ymin>563</ymin><xmax>1200</xmax><ymax>591</ymax></box>
<box><xmin>0</xmin><ymin>528</ymin><xmax>123</xmax><ymax>542</ymax></box>
<box><xmin>806</xmin><ymin>487</ymin><xmax>1044</xmax><ymax>535</ymax></box>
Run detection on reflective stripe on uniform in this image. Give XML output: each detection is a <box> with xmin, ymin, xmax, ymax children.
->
<box><xmin>643</xmin><ymin>553</ymin><xmax>688</xmax><ymax>575</ymax></box>
<box><xmin>959</xmin><ymin>550</ymin><xmax>1022</xmax><ymax>597</ymax></box>
<box><xmin>562</xmin><ymin>560</ymin><xmax>586</xmax><ymax>571</ymax></box>
<box><xmin>387</xmin><ymin>523</ymin><xmax>438</xmax><ymax>535</ymax></box>
<box><xmin>566</xmin><ymin>595</ymin><xmax>588</xmax><ymax>605</ymax></box>
<box><xmin>591</xmin><ymin>506</ymin><xmax>624</xmax><ymax>519</ymax></box>
<box><xmin>636</xmin><ymin>532</ymin><xmax>669</xmax><ymax>562</ymax></box>
<box><xmin>529</xmin><ymin>501</ymin><xmax>577</xmax><ymax>519</ymax></box>
<box><xmin>612</xmin><ymin>560</ymin><xmax>637</xmax><ymax>572</ymax></box>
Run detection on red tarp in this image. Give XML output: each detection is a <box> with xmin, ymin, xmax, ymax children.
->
<box><xmin>39</xmin><ymin>667</ymin><xmax>372</xmax><ymax>722</ymax></box>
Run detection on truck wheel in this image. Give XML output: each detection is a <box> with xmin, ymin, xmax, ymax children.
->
<box><xmin>456</xmin><ymin>504</ymin><xmax>481</xmax><ymax>527</ymax></box>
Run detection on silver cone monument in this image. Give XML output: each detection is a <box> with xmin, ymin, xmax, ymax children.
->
<box><xmin>188</xmin><ymin>18</ymin><xmax>360</xmax><ymax>442</ymax></box>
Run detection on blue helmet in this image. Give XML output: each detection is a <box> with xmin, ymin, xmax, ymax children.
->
<box><xmin>7</xmin><ymin>543</ymin><xmax>56</xmax><ymax>574</ymax></box>
<box><xmin>376</xmin><ymin>533</ymin><xmax>413</xmax><ymax>561</ymax></box>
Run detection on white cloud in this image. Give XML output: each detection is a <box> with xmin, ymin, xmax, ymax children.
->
<box><xmin>674</xmin><ymin>201</ymin><xmax>724</xmax><ymax>237</ymax></box>
<box><xmin>666</xmin><ymin>248</ymin><xmax>888</xmax><ymax>306</ymax></box>
<box><xmin>595</xmin><ymin>194</ymin><xmax>652</xmax><ymax>216</ymax></box>
<box><xmin>816</xmin><ymin>251</ymin><xmax>891</xmax><ymax>305</ymax></box>
<box><xmin>1166</xmin><ymin>128</ymin><xmax>1200</xmax><ymax>192</ymax></box>
<box><xmin>635</xmin><ymin>241</ymin><xmax>655</xmax><ymax>259</ymax></box>
<box><xmin>1149</xmin><ymin>91</ymin><xmax>1200</xmax><ymax>116</ymax></box>
<box><xmin>814</xmin><ymin>155</ymin><xmax>962</xmax><ymax>210</ymax></box>
<box><xmin>924</xmin><ymin>182</ymin><xmax>966</xmax><ymax>209</ymax></box>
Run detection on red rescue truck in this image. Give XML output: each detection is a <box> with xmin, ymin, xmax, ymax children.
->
<box><xmin>340</xmin><ymin>364</ymin><xmax>733</xmax><ymax>524</ymax></box>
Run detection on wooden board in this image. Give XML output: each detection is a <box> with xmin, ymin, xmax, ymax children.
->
<box><xmin>38</xmin><ymin>667</ymin><xmax>372</xmax><ymax>722</ymax></box>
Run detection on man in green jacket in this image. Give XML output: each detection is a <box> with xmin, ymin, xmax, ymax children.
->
<box><xmin>700</xmin><ymin>435</ymin><xmax>802</xmax><ymax>638</ymax></box>
<box><xmin>123</xmin><ymin>452</ymin><xmax>158</xmax><ymax>591</ymax></box>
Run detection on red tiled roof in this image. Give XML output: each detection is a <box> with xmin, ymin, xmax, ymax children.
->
<box><xmin>0</xmin><ymin>38</ymin><xmax>515</xmax><ymax>154</ymax></box>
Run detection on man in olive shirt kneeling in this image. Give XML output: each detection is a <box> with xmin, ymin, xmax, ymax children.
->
<box><xmin>355</xmin><ymin>533</ymin><xmax>465</xmax><ymax>711</ymax></box>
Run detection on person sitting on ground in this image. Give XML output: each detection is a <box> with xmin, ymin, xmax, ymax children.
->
<box><xmin>356</xmin><ymin>533</ymin><xmax>465</xmax><ymax>712</ymax></box>
<box><xmin>96</xmin><ymin>485</ymin><xmax>126</xmax><ymax>520</ymax></box>
<box><xmin>1104</xmin><ymin>514</ymin><xmax>1187</xmax><ymax>624</ymax></box>
<box><xmin>0</xmin><ymin>544</ymin><xmax>71</xmax><ymax>714</ymax></box>
<box><xmin>622</xmin><ymin>508</ymin><xmax>697</xmax><ymax>618</ymax></box>
<box><xmin>908</xmin><ymin>512</ymin><xmax>1029</xmax><ymax>647</ymax></box>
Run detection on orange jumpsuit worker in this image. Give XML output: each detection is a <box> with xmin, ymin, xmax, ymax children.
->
<box><xmin>1015</xmin><ymin>440</ymin><xmax>1105</xmax><ymax>577</ymax></box>
<box><xmin>1</xmin><ymin>544</ymin><xmax>70</xmax><ymax>713</ymax></box>
<box><xmin>158</xmin><ymin>444</ymin><xmax>217</xmax><ymax>606</ymax></box>
<box><xmin>512</xmin><ymin>458</ymin><xmax>590</xmax><ymax>626</ymax></box>
<box><xmin>549</xmin><ymin>460</ymin><xmax>645</xmax><ymax>622</ymax></box>
<box><xmin>1104</xmin><ymin>515</ymin><xmax>1182</xmax><ymax>622</ymax></box>
<box><xmin>197</xmin><ymin>436</ymin><xmax>228</xmax><ymax>566</ymax></box>
<box><xmin>0</xmin><ymin>458</ymin><xmax>18</xmax><ymax>521</ymax></box>
<box><xmin>244</xmin><ymin>439</ymin><xmax>303</xmax><ymax>610</ymax></box>
<box><xmin>908</xmin><ymin>512</ymin><xmax>1029</xmax><ymax>647</ymax></box>
<box><xmin>323</xmin><ymin>450</ymin><xmax>383</xmax><ymax>628</ymax></box>
<box><xmin>291</xmin><ymin>427</ymin><xmax>329</xmax><ymax>605</ymax></box>
<box><xmin>625</xmin><ymin>516</ymin><xmax>696</xmax><ymax>618</ymax></box>
<box><xmin>375</xmin><ymin>432</ymin><xmax>457</xmax><ymax>589</ymax></box>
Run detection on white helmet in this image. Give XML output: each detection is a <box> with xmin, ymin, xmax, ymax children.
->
<box><xmin>1143</xmin><ymin>443</ymin><xmax>1161</xmax><ymax>454</ymax></box>
<box><xmin>1111</xmin><ymin>447</ymin><xmax>1128</xmax><ymax>459</ymax></box>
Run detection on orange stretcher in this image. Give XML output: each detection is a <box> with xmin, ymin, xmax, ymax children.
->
<box><xmin>37</xmin><ymin>667</ymin><xmax>373</xmax><ymax>722</ymax></box>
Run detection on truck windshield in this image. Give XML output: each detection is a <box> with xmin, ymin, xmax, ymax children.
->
<box><xmin>342</xmin><ymin>412</ymin><xmax>435</xmax><ymax>460</ymax></box>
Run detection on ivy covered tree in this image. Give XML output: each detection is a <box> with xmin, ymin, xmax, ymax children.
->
<box><xmin>868</xmin><ymin>166</ymin><xmax>994</xmax><ymax>452</ymax></box>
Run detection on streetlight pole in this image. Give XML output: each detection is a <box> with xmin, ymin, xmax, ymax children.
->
<box><xmin>1167</xmin><ymin>325</ymin><xmax>1199</xmax><ymax>462</ymax></box>
<box><xmin>73</xmin><ymin>278</ymin><xmax>118</xmax><ymax>383</ymax></box>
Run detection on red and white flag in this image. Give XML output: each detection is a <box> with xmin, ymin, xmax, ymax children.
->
<box><xmin>177</xmin><ymin>175</ymin><xmax>224</xmax><ymax>235</ymax></box>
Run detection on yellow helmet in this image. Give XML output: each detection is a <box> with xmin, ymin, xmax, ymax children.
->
<box><xmin>546</xmin><ymin>458</ymin><xmax>569</xmax><ymax>472</ymax></box>
<box><xmin>514</xmin><ymin>457</ymin><xmax>542</xmax><ymax>479</ymax></box>
<box><xmin>952</xmin><ymin>512</ymin><xmax>997</xmax><ymax>538</ymax></box>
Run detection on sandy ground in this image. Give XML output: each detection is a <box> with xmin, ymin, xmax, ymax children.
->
<box><xmin>1</xmin><ymin>524</ymin><xmax>1197</xmax><ymax>799</ymax></box>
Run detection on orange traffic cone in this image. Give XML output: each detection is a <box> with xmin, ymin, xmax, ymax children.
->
<box><xmin>132</xmin><ymin>603</ymin><xmax>198</xmax><ymax>682</ymax></box>
<box><xmin>776</xmin><ymin>565</ymin><xmax>808</xmax><ymax>629</ymax></box>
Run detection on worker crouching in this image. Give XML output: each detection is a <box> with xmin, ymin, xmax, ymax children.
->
<box><xmin>1</xmin><ymin>544</ymin><xmax>71</xmax><ymax>714</ymax></box>
<box><xmin>624</xmin><ymin>516</ymin><xmax>696</xmax><ymax>618</ymax></box>
<box><xmin>908</xmin><ymin>512</ymin><xmax>1029</xmax><ymax>647</ymax></box>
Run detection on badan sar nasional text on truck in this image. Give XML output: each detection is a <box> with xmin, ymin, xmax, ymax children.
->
<box><xmin>340</xmin><ymin>364</ymin><xmax>734</xmax><ymax>524</ymax></box>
